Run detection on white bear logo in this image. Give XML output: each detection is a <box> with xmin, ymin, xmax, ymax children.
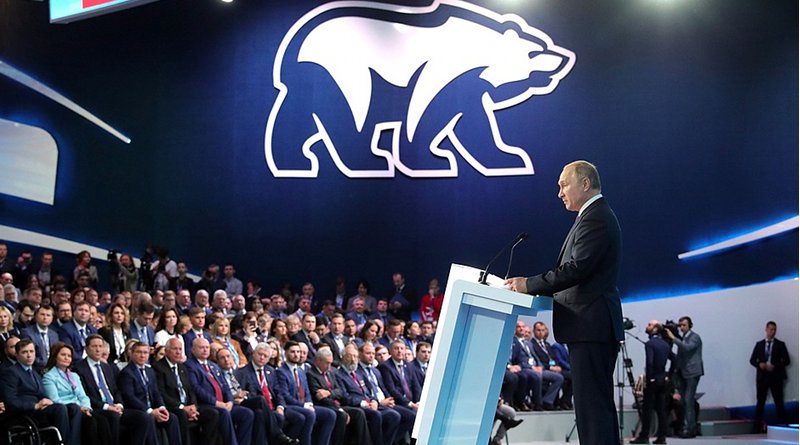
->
<box><xmin>265</xmin><ymin>0</ymin><xmax>575</xmax><ymax>178</ymax></box>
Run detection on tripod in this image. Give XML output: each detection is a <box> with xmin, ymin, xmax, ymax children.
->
<box><xmin>617</xmin><ymin>340</ymin><xmax>641</xmax><ymax>445</ymax></box>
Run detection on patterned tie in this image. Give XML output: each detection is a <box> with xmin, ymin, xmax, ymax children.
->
<box><xmin>139</xmin><ymin>368</ymin><xmax>151</xmax><ymax>408</ymax></box>
<box><xmin>294</xmin><ymin>367</ymin><xmax>305</xmax><ymax>400</ymax></box>
<box><xmin>257</xmin><ymin>368</ymin><xmax>274</xmax><ymax>409</ymax></box>
<box><xmin>41</xmin><ymin>332</ymin><xmax>50</xmax><ymax>358</ymax></box>
<box><xmin>398</xmin><ymin>364</ymin><xmax>412</xmax><ymax>400</ymax></box>
<box><xmin>95</xmin><ymin>364</ymin><xmax>114</xmax><ymax>405</ymax></box>
<box><xmin>203</xmin><ymin>364</ymin><xmax>224</xmax><ymax>403</ymax></box>
<box><xmin>173</xmin><ymin>366</ymin><xmax>187</xmax><ymax>404</ymax></box>
<box><xmin>766</xmin><ymin>340</ymin><xmax>773</xmax><ymax>363</ymax></box>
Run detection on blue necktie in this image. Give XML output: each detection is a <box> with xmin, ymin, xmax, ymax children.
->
<box><xmin>173</xmin><ymin>365</ymin><xmax>187</xmax><ymax>404</ymax></box>
<box><xmin>95</xmin><ymin>364</ymin><xmax>114</xmax><ymax>404</ymax></box>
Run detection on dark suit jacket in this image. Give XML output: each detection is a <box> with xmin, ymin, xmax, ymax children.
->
<box><xmin>750</xmin><ymin>338</ymin><xmax>789</xmax><ymax>380</ymax></box>
<box><xmin>58</xmin><ymin>321</ymin><xmax>97</xmax><ymax>359</ymax></box>
<box><xmin>355</xmin><ymin>364</ymin><xmax>390</xmax><ymax>402</ymax></box>
<box><xmin>182</xmin><ymin>330</ymin><xmax>212</xmax><ymax>358</ymax></box>
<box><xmin>525</xmin><ymin>197</ymin><xmax>623</xmax><ymax>343</ymax></box>
<box><xmin>550</xmin><ymin>342</ymin><xmax>571</xmax><ymax>371</ymax></box>
<box><xmin>184</xmin><ymin>357</ymin><xmax>232</xmax><ymax>406</ymax></box>
<box><xmin>407</xmin><ymin>359</ymin><xmax>426</xmax><ymax>386</ymax></box>
<box><xmin>98</xmin><ymin>326</ymin><xmax>131</xmax><ymax>364</ymax></box>
<box><xmin>319</xmin><ymin>333</ymin><xmax>350</xmax><ymax>367</ymax></box>
<box><xmin>335</xmin><ymin>367</ymin><xmax>370</xmax><ymax>407</ymax></box>
<box><xmin>510</xmin><ymin>337</ymin><xmax>541</xmax><ymax>369</ymax></box>
<box><xmin>235</xmin><ymin>362</ymin><xmax>285</xmax><ymax>408</ymax></box>
<box><xmin>275</xmin><ymin>363</ymin><xmax>313</xmax><ymax>406</ymax></box>
<box><xmin>531</xmin><ymin>340</ymin><xmax>556</xmax><ymax>369</ymax></box>
<box><xmin>306</xmin><ymin>366</ymin><xmax>347</xmax><ymax>408</ymax></box>
<box><xmin>0</xmin><ymin>362</ymin><xmax>47</xmax><ymax>412</ymax></box>
<box><xmin>21</xmin><ymin>325</ymin><xmax>60</xmax><ymax>370</ymax></box>
<box><xmin>130</xmin><ymin>322</ymin><xmax>156</xmax><ymax>346</ymax></box>
<box><xmin>377</xmin><ymin>360</ymin><xmax>421</xmax><ymax>405</ymax></box>
<box><xmin>73</xmin><ymin>358</ymin><xmax>123</xmax><ymax>410</ymax></box>
<box><xmin>118</xmin><ymin>363</ymin><xmax>166</xmax><ymax>411</ymax></box>
<box><xmin>153</xmin><ymin>358</ymin><xmax>198</xmax><ymax>408</ymax></box>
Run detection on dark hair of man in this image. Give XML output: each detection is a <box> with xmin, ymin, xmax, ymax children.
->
<box><xmin>330</xmin><ymin>313</ymin><xmax>345</xmax><ymax>322</ymax></box>
<box><xmin>416</xmin><ymin>341</ymin><xmax>432</xmax><ymax>353</ymax></box>
<box><xmin>679</xmin><ymin>316</ymin><xmax>693</xmax><ymax>328</ymax></box>
<box><xmin>75</xmin><ymin>300</ymin><xmax>92</xmax><ymax>310</ymax></box>
<box><xmin>15</xmin><ymin>338</ymin><xmax>34</xmax><ymax>354</ymax></box>
<box><xmin>285</xmin><ymin>340</ymin><xmax>300</xmax><ymax>351</ymax></box>
<box><xmin>387</xmin><ymin>318</ymin><xmax>403</xmax><ymax>329</ymax></box>
<box><xmin>766</xmin><ymin>321</ymin><xmax>777</xmax><ymax>328</ymax></box>
<box><xmin>86</xmin><ymin>334</ymin><xmax>104</xmax><ymax>347</ymax></box>
<box><xmin>138</xmin><ymin>301</ymin><xmax>155</xmax><ymax>316</ymax></box>
<box><xmin>34</xmin><ymin>305</ymin><xmax>53</xmax><ymax>316</ymax></box>
<box><xmin>188</xmin><ymin>306</ymin><xmax>206</xmax><ymax>317</ymax></box>
<box><xmin>420</xmin><ymin>321</ymin><xmax>433</xmax><ymax>328</ymax></box>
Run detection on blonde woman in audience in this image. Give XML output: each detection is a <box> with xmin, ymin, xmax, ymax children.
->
<box><xmin>211</xmin><ymin>316</ymin><xmax>248</xmax><ymax>368</ymax></box>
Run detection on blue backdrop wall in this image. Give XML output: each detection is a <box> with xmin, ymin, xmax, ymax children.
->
<box><xmin>0</xmin><ymin>0</ymin><xmax>797</xmax><ymax>300</ymax></box>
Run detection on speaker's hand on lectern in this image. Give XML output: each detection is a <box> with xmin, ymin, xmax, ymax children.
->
<box><xmin>505</xmin><ymin>277</ymin><xmax>528</xmax><ymax>294</ymax></box>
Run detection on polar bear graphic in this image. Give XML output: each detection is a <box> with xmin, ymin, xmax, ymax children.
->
<box><xmin>265</xmin><ymin>0</ymin><xmax>575</xmax><ymax>178</ymax></box>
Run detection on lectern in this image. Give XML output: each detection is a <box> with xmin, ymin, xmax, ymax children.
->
<box><xmin>412</xmin><ymin>263</ymin><xmax>552</xmax><ymax>445</ymax></box>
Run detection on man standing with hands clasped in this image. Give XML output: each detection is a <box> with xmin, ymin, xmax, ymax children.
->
<box><xmin>749</xmin><ymin>321</ymin><xmax>790</xmax><ymax>432</ymax></box>
<box><xmin>506</xmin><ymin>160</ymin><xmax>624</xmax><ymax>445</ymax></box>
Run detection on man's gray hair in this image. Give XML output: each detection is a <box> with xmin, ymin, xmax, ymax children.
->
<box><xmin>565</xmin><ymin>160</ymin><xmax>602</xmax><ymax>191</ymax></box>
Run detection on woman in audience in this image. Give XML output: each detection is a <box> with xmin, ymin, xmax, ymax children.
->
<box><xmin>348</xmin><ymin>279</ymin><xmax>378</xmax><ymax>313</ymax></box>
<box><xmin>267</xmin><ymin>337</ymin><xmax>284</xmax><ymax>368</ymax></box>
<box><xmin>42</xmin><ymin>342</ymin><xmax>111</xmax><ymax>445</ymax></box>
<box><xmin>0</xmin><ymin>305</ymin><xmax>20</xmax><ymax>340</ymax></box>
<box><xmin>405</xmin><ymin>320</ymin><xmax>422</xmax><ymax>353</ymax></box>
<box><xmin>154</xmin><ymin>307</ymin><xmax>183</xmax><ymax>348</ymax></box>
<box><xmin>99</xmin><ymin>302</ymin><xmax>131</xmax><ymax>364</ymax></box>
<box><xmin>355</xmin><ymin>320</ymin><xmax>380</xmax><ymax>348</ymax></box>
<box><xmin>234</xmin><ymin>311</ymin><xmax>260</xmax><ymax>355</ymax></box>
<box><xmin>71</xmin><ymin>288</ymin><xmax>86</xmax><ymax>304</ymax></box>
<box><xmin>211</xmin><ymin>316</ymin><xmax>248</xmax><ymax>368</ymax></box>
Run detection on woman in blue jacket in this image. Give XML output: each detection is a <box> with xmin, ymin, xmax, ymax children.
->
<box><xmin>43</xmin><ymin>342</ymin><xmax>111</xmax><ymax>445</ymax></box>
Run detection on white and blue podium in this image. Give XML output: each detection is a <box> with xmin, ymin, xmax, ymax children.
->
<box><xmin>412</xmin><ymin>263</ymin><xmax>552</xmax><ymax>445</ymax></box>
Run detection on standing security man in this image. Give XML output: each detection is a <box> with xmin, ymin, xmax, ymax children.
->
<box><xmin>632</xmin><ymin>320</ymin><xmax>671</xmax><ymax>444</ymax></box>
<box><xmin>749</xmin><ymin>321</ymin><xmax>790</xmax><ymax>432</ymax></box>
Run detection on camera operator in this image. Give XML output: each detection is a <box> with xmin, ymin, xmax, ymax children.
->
<box><xmin>631</xmin><ymin>320</ymin><xmax>671</xmax><ymax>444</ymax></box>
<box><xmin>664</xmin><ymin>316</ymin><xmax>703</xmax><ymax>438</ymax></box>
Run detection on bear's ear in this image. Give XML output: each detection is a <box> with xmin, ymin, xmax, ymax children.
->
<box><xmin>502</xmin><ymin>29</ymin><xmax>520</xmax><ymax>40</ymax></box>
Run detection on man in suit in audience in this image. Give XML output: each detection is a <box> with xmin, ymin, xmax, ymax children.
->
<box><xmin>118</xmin><ymin>341</ymin><xmax>182</xmax><ymax>445</ymax></box>
<box><xmin>291</xmin><ymin>313</ymin><xmax>319</xmax><ymax>362</ymax></box>
<box><xmin>407</xmin><ymin>342</ymin><xmax>431</xmax><ymax>387</ymax></box>
<box><xmin>74</xmin><ymin>335</ymin><xmax>157</xmax><ymax>445</ymax></box>
<box><xmin>378</xmin><ymin>340</ymin><xmax>421</xmax><ymax>413</ymax></box>
<box><xmin>275</xmin><ymin>341</ymin><xmax>337</xmax><ymax>445</ymax></box>
<box><xmin>21</xmin><ymin>305</ymin><xmax>60</xmax><ymax>372</ymax></box>
<box><xmin>186</xmin><ymin>337</ymin><xmax>255</xmax><ymax>445</ymax></box>
<box><xmin>307</xmin><ymin>347</ymin><xmax>372</xmax><ymax>445</ymax></box>
<box><xmin>665</xmin><ymin>316</ymin><xmax>703</xmax><ymax>438</ymax></box>
<box><xmin>377</xmin><ymin>319</ymin><xmax>404</xmax><ymax>350</ymax></box>
<box><xmin>153</xmin><ymin>338</ymin><xmax>220</xmax><ymax>445</ymax></box>
<box><xmin>338</xmin><ymin>343</ymin><xmax>401</xmax><ymax>445</ymax></box>
<box><xmin>357</xmin><ymin>342</ymin><xmax>415</xmax><ymax>444</ymax></box>
<box><xmin>532</xmin><ymin>321</ymin><xmax>572</xmax><ymax>409</ymax></box>
<box><xmin>58</xmin><ymin>301</ymin><xmax>97</xmax><ymax>359</ymax></box>
<box><xmin>749</xmin><ymin>320</ymin><xmax>790</xmax><ymax>431</ymax></box>
<box><xmin>130</xmin><ymin>302</ymin><xmax>157</xmax><ymax>346</ymax></box>
<box><xmin>319</xmin><ymin>314</ymin><xmax>350</xmax><ymax>368</ymax></box>
<box><xmin>183</xmin><ymin>307</ymin><xmax>212</xmax><ymax>358</ymax></box>
<box><xmin>0</xmin><ymin>339</ymin><xmax>78</xmax><ymax>444</ymax></box>
<box><xmin>509</xmin><ymin>320</ymin><xmax>563</xmax><ymax>411</ymax></box>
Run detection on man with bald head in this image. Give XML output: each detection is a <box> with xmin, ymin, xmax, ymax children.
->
<box><xmin>186</xmin><ymin>337</ymin><xmax>255</xmax><ymax>445</ymax></box>
<box><xmin>507</xmin><ymin>160</ymin><xmax>623</xmax><ymax>445</ymax></box>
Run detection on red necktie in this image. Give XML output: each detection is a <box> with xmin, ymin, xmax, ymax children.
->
<box><xmin>351</xmin><ymin>371</ymin><xmax>364</xmax><ymax>395</ymax></box>
<box><xmin>323</xmin><ymin>372</ymin><xmax>339</xmax><ymax>406</ymax></box>
<box><xmin>204</xmin><ymin>364</ymin><xmax>224</xmax><ymax>403</ymax></box>
<box><xmin>294</xmin><ymin>367</ymin><xmax>305</xmax><ymax>400</ymax></box>
<box><xmin>258</xmin><ymin>368</ymin><xmax>274</xmax><ymax>409</ymax></box>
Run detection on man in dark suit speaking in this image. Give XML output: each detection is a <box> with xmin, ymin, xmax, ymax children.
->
<box><xmin>507</xmin><ymin>160</ymin><xmax>623</xmax><ymax>445</ymax></box>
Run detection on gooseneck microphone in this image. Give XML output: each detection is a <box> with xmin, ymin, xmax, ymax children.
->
<box><xmin>479</xmin><ymin>232</ymin><xmax>528</xmax><ymax>285</ymax></box>
<box><xmin>504</xmin><ymin>232</ymin><xmax>529</xmax><ymax>280</ymax></box>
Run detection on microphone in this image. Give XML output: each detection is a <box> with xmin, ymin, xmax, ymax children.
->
<box><xmin>479</xmin><ymin>232</ymin><xmax>528</xmax><ymax>285</ymax></box>
<box><xmin>504</xmin><ymin>233</ymin><xmax>529</xmax><ymax>280</ymax></box>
